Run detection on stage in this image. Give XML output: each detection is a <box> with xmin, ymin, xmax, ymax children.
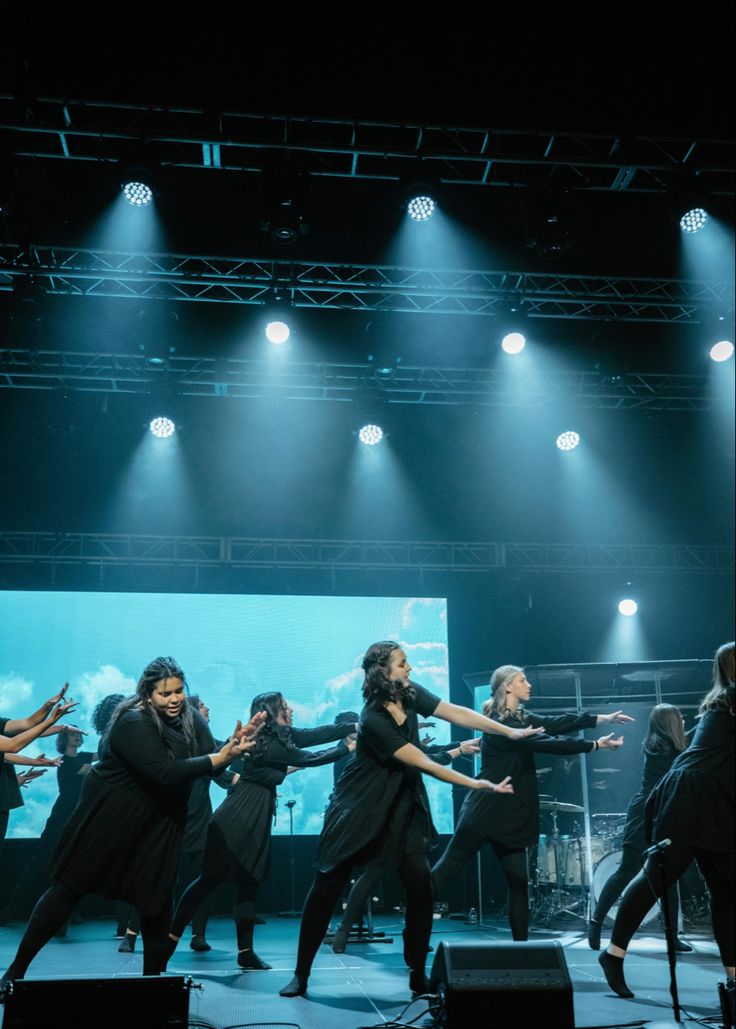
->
<box><xmin>0</xmin><ymin>914</ymin><xmax>727</xmax><ymax>1029</ymax></box>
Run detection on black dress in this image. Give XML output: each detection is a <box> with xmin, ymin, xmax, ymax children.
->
<box><xmin>315</xmin><ymin>683</ymin><xmax>441</xmax><ymax>873</ymax></box>
<box><xmin>49</xmin><ymin>708</ymin><xmax>216</xmax><ymax>916</ymax></box>
<box><xmin>454</xmin><ymin>709</ymin><xmax>597</xmax><ymax>849</ymax></box>
<box><xmin>645</xmin><ymin>709</ymin><xmax>735</xmax><ymax>852</ymax></box>
<box><xmin>202</xmin><ymin>723</ymin><xmax>354</xmax><ymax>883</ymax></box>
<box><xmin>621</xmin><ymin>745</ymin><xmax>679</xmax><ymax>850</ymax></box>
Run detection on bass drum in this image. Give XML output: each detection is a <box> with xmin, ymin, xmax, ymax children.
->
<box><xmin>592</xmin><ymin>849</ymin><xmax>658</xmax><ymax>926</ymax></box>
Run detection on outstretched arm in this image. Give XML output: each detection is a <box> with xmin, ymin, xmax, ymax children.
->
<box><xmin>1</xmin><ymin>696</ymin><xmax>79</xmax><ymax>754</ymax></box>
<box><xmin>3</xmin><ymin>684</ymin><xmax>71</xmax><ymax>733</ymax></box>
<box><xmin>392</xmin><ymin>742</ymin><xmax>513</xmax><ymax>793</ymax></box>
<box><xmin>433</xmin><ymin>700</ymin><xmax>544</xmax><ymax>741</ymax></box>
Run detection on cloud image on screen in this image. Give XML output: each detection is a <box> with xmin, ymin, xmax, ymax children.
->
<box><xmin>0</xmin><ymin>590</ymin><xmax>451</xmax><ymax>837</ymax></box>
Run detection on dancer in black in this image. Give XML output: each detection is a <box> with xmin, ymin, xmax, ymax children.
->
<box><xmin>167</xmin><ymin>691</ymin><xmax>356</xmax><ymax>970</ymax></box>
<box><xmin>279</xmin><ymin>641</ymin><xmax>544</xmax><ymax>999</ymax></box>
<box><xmin>599</xmin><ymin>642</ymin><xmax>735</xmax><ymax>999</ymax></box>
<box><xmin>1</xmin><ymin>657</ymin><xmax>262</xmax><ymax>984</ymax></box>
<box><xmin>432</xmin><ymin>664</ymin><xmax>630</xmax><ymax>941</ymax></box>
<box><xmin>588</xmin><ymin>703</ymin><xmax>690</xmax><ymax>952</ymax></box>
<box><xmin>330</xmin><ymin>737</ymin><xmax>480</xmax><ymax>954</ymax></box>
<box><xmin>2</xmin><ymin>729</ymin><xmax>93</xmax><ymax>924</ymax></box>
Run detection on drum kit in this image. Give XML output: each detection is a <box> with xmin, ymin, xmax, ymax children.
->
<box><xmin>529</xmin><ymin>791</ymin><xmax>633</xmax><ymax>928</ymax></box>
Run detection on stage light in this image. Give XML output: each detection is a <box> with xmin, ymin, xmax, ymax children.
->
<box><xmin>618</xmin><ymin>599</ymin><xmax>638</xmax><ymax>616</ymax></box>
<box><xmin>710</xmin><ymin>339</ymin><xmax>734</xmax><ymax>362</ymax></box>
<box><xmin>556</xmin><ymin>430</ymin><xmax>581</xmax><ymax>451</ymax></box>
<box><xmin>259</xmin><ymin>161</ymin><xmax>309</xmax><ymax>244</ymax></box>
<box><xmin>359</xmin><ymin>424</ymin><xmax>384</xmax><ymax>446</ymax></box>
<box><xmin>407</xmin><ymin>195</ymin><xmax>436</xmax><ymax>221</ymax></box>
<box><xmin>265</xmin><ymin>321</ymin><xmax>290</xmax><ymax>345</ymax></box>
<box><xmin>501</xmin><ymin>332</ymin><xmax>526</xmax><ymax>354</ymax></box>
<box><xmin>122</xmin><ymin>180</ymin><xmax>154</xmax><ymax>207</ymax></box>
<box><xmin>679</xmin><ymin>207</ymin><xmax>708</xmax><ymax>234</ymax></box>
<box><xmin>149</xmin><ymin>417</ymin><xmax>175</xmax><ymax>438</ymax></box>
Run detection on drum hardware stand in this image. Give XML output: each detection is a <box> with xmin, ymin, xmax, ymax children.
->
<box><xmin>278</xmin><ymin>800</ymin><xmax>301</xmax><ymax>917</ymax></box>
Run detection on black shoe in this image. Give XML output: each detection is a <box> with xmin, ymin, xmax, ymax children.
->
<box><xmin>237</xmin><ymin>949</ymin><xmax>272</xmax><ymax>970</ymax></box>
<box><xmin>674</xmin><ymin>936</ymin><xmax>693</xmax><ymax>953</ymax></box>
<box><xmin>598</xmin><ymin>951</ymin><xmax>634</xmax><ymax>998</ymax></box>
<box><xmin>409</xmin><ymin>969</ymin><xmax>431</xmax><ymax>996</ymax></box>
<box><xmin>588</xmin><ymin>918</ymin><xmax>602</xmax><ymax>951</ymax></box>
<box><xmin>279</xmin><ymin>975</ymin><xmax>308</xmax><ymax>997</ymax></box>
<box><xmin>118</xmin><ymin>932</ymin><xmax>137</xmax><ymax>953</ymax></box>
<box><xmin>114</xmin><ymin>924</ymin><xmax>127</xmax><ymax>938</ymax></box>
<box><xmin>190</xmin><ymin>935</ymin><xmax>211</xmax><ymax>952</ymax></box>
<box><xmin>331</xmin><ymin>926</ymin><xmax>349</xmax><ymax>954</ymax></box>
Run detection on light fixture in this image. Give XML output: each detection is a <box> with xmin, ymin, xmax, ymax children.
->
<box><xmin>359</xmin><ymin>424</ymin><xmax>384</xmax><ymax>446</ymax></box>
<box><xmin>407</xmin><ymin>194</ymin><xmax>436</xmax><ymax>221</ymax></box>
<box><xmin>679</xmin><ymin>207</ymin><xmax>708</xmax><ymax>234</ymax></box>
<box><xmin>149</xmin><ymin>417</ymin><xmax>175</xmax><ymax>438</ymax></box>
<box><xmin>122</xmin><ymin>180</ymin><xmax>154</xmax><ymax>207</ymax></box>
<box><xmin>556</xmin><ymin>430</ymin><xmax>581</xmax><ymax>451</ymax></box>
<box><xmin>118</xmin><ymin>159</ymin><xmax>157</xmax><ymax>207</ymax></box>
<box><xmin>265</xmin><ymin>321</ymin><xmax>290</xmax><ymax>345</ymax></box>
<box><xmin>710</xmin><ymin>340</ymin><xmax>734</xmax><ymax>362</ymax></box>
<box><xmin>259</xmin><ymin>160</ymin><xmax>309</xmax><ymax>244</ymax></box>
<box><xmin>618</xmin><ymin>599</ymin><xmax>638</xmax><ymax>616</ymax></box>
<box><xmin>501</xmin><ymin>332</ymin><xmax>526</xmax><ymax>355</ymax></box>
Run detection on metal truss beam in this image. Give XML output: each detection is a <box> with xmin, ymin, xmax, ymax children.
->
<box><xmin>0</xmin><ymin>532</ymin><xmax>731</xmax><ymax>575</ymax></box>
<box><xmin>1</xmin><ymin>97</ymin><xmax>733</xmax><ymax>194</ymax></box>
<box><xmin>0</xmin><ymin>348</ymin><xmax>726</xmax><ymax>411</ymax></box>
<box><xmin>1</xmin><ymin>245</ymin><xmax>732</xmax><ymax>323</ymax></box>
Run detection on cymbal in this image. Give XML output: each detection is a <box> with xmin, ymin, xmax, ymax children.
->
<box><xmin>539</xmin><ymin>800</ymin><xmax>584</xmax><ymax>813</ymax></box>
<box><xmin>535</xmin><ymin>768</ymin><xmax>552</xmax><ymax>776</ymax></box>
<box><xmin>594</xmin><ymin>768</ymin><xmax>619</xmax><ymax>773</ymax></box>
<box><xmin>592</xmin><ymin>812</ymin><xmax>626</xmax><ymax>819</ymax></box>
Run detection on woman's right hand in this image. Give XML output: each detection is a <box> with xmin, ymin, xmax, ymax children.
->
<box><xmin>40</xmin><ymin>683</ymin><xmax>69</xmax><ymax>715</ymax></box>
<box><xmin>475</xmin><ymin>775</ymin><xmax>514</xmax><ymax>793</ymax></box>
<box><xmin>47</xmin><ymin>697</ymin><xmax>79</xmax><ymax>725</ymax></box>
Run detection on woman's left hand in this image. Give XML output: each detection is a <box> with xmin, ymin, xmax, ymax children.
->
<box><xmin>599</xmin><ymin>710</ymin><xmax>635</xmax><ymax>724</ymax></box>
<box><xmin>18</xmin><ymin>769</ymin><xmax>47</xmax><ymax>786</ymax></box>
<box><xmin>30</xmin><ymin>754</ymin><xmax>63</xmax><ymax>767</ymax></box>
<box><xmin>234</xmin><ymin>712</ymin><xmax>267</xmax><ymax>745</ymax></box>
<box><xmin>508</xmin><ymin>725</ymin><xmax>545</xmax><ymax>741</ymax></box>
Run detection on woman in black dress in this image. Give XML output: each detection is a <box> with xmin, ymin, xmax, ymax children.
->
<box><xmin>599</xmin><ymin>642</ymin><xmax>735</xmax><ymax>999</ymax></box>
<box><xmin>431</xmin><ymin>664</ymin><xmax>630</xmax><ymax>941</ymax></box>
<box><xmin>1</xmin><ymin>657</ymin><xmax>260</xmax><ymax>983</ymax></box>
<box><xmin>588</xmin><ymin>704</ymin><xmax>689</xmax><ymax>951</ymax></box>
<box><xmin>167</xmin><ymin>691</ymin><xmax>356</xmax><ymax>970</ymax></box>
<box><xmin>279</xmin><ymin>641</ymin><xmax>544</xmax><ymax>999</ymax></box>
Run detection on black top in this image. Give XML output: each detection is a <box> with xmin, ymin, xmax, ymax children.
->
<box><xmin>50</xmin><ymin>707</ymin><xmax>217</xmax><ymax>915</ymax></box>
<box><xmin>0</xmin><ymin>717</ymin><xmax>8</xmax><ymax>775</ymax></box>
<box><xmin>621</xmin><ymin>744</ymin><xmax>681</xmax><ymax>850</ymax></box>
<box><xmin>645</xmin><ymin>709</ymin><xmax>735</xmax><ymax>852</ymax></box>
<box><xmin>0</xmin><ymin>762</ymin><xmax>23</xmax><ymax>814</ymax></box>
<box><xmin>203</xmin><ymin>722</ymin><xmax>354</xmax><ymax>883</ymax></box>
<box><xmin>315</xmin><ymin>682</ymin><xmax>441</xmax><ymax>873</ymax></box>
<box><xmin>455</xmin><ymin>708</ymin><xmax>597</xmax><ymax>849</ymax></box>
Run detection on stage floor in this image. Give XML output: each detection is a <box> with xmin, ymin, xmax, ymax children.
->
<box><xmin>0</xmin><ymin>913</ymin><xmax>726</xmax><ymax>1028</ymax></box>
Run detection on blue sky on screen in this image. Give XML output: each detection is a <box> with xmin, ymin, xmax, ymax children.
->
<box><xmin>0</xmin><ymin>591</ymin><xmax>450</xmax><ymax>837</ymax></box>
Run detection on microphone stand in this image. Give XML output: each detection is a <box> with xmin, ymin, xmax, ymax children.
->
<box><xmin>278</xmin><ymin>800</ymin><xmax>300</xmax><ymax>918</ymax></box>
<box><xmin>653</xmin><ymin>849</ymin><xmax>681</xmax><ymax>1024</ymax></box>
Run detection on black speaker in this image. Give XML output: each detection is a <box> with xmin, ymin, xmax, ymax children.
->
<box><xmin>1</xmin><ymin>974</ymin><xmax>192</xmax><ymax>1029</ymax></box>
<box><xmin>429</xmin><ymin>940</ymin><xmax>574</xmax><ymax>1029</ymax></box>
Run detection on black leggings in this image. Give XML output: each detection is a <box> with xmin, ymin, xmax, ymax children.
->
<box><xmin>337</xmin><ymin>861</ymin><xmax>385</xmax><ymax>931</ymax></box>
<box><xmin>171</xmin><ymin>872</ymin><xmax>259</xmax><ymax>950</ymax></box>
<box><xmin>432</xmin><ymin>826</ymin><xmax>529</xmax><ymax>940</ymax></box>
<box><xmin>294</xmin><ymin>851</ymin><xmax>433</xmax><ymax>979</ymax></box>
<box><xmin>4</xmin><ymin>882</ymin><xmax>172</xmax><ymax>979</ymax></box>
<box><xmin>593</xmin><ymin>844</ymin><xmax>680</xmax><ymax>928</ymax></box>
<box><xmin>611</xmin><ymin>844</ymin><xmax>735</xmax><ymax>967</ymax></box>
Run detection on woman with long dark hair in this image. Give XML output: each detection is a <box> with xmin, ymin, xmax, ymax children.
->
<box><xmin>599</xmin><ymin>642</ymin><xmax>735</xmax><ymax>999</ymax></box>
<box><xmin>166</xmin><ymin>690</ymin><xmax>356</xmax><ymax>970</ymax></box>
<box><xmin>588</xmin><ymin>703</ymin><xmax>689</xmax><ymax>952</ymax></box>
<box><xmin>1</xmin><ymin>657</ymin><xmax>260</xmax><ymax>983</ymax></box>
<box><xmin>279</xmin><ymin>641</ymin><xmax>546</xmax><ymax>999</ymax></box>
<box><xmin>431</xmin><ymin>664</ymin><xmax>630</xmax><ymax>942</ymax></box>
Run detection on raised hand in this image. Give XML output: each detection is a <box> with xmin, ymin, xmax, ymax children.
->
<box><xmin>237</xmin><ymin>711</ymin><xmax>267</xmax><ymax>743</ymax></box>
<box><xmin>48</xmin><ymin>697</ymin><xmax>79</xmax><ymax>725</ymax></box>
<box><xmin>18</xmin><ymin>769</ymin><xmax>48</xmax><ymax>786</ymax></box>
<box><xmin>596</xmin><ymin>733</ymin><xmax>624</xmax><ymax>750</ymax></box>
<box><xmin>29</xmin><ymin>754</ymin><xmax>63</xmax><ymax>767</ymax></box>
<box><xmin>41</xmin><ymin>683</ymin><xmax>69</xmax><ymax>713</ymax></box>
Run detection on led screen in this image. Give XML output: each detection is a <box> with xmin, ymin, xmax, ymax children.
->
<box><xmin>0</xmin><ymin>590</ymin><xmax>451</xmax><ymax>837</ymax></box>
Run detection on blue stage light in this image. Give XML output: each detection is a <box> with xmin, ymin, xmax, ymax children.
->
<box><xmin>710</xmin><ymin>339</ymin><xmax>734</xmax><ymax>362</ymax></box>
<box><xmin>679</xmin><ymin>207</ymin><xmax>707</xmax><ymax>233</ymax></box>
<box><xmin>122</xmin><ymin>181</ymin><xmax>154</xmax><ymax>207</ymax></box>
<box><xmin>501</xmin><ymin>332</ymin><xmax>526</xmax><ymax>354</ymax></box>
<box><xmin>556</xmin><ymin>430</ymin><xmax>581</xmax><ymax>451</ymax></box>
<box><xmin>149</xmin><ymin>417</ymin><xmax>175</xmax><ymax>438</ymax></box>
<box><xmin>359</xmin><ymin>424</ymin><xmax>384</xmax><ymax>446</ymax></box>
<box><xmin>618</xmin><ymin>599</ymin><xmax>638</xmax><ymax>616</ymax></box>
<box><xmin>407</xmin><ymin>195</ymin><xmax>436</xmax><ymax>221</ymax></box>
<box><xmin>265</xmin><ymin>321</ymin><xmax>290</xmax><ymax>344</ymax></box>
